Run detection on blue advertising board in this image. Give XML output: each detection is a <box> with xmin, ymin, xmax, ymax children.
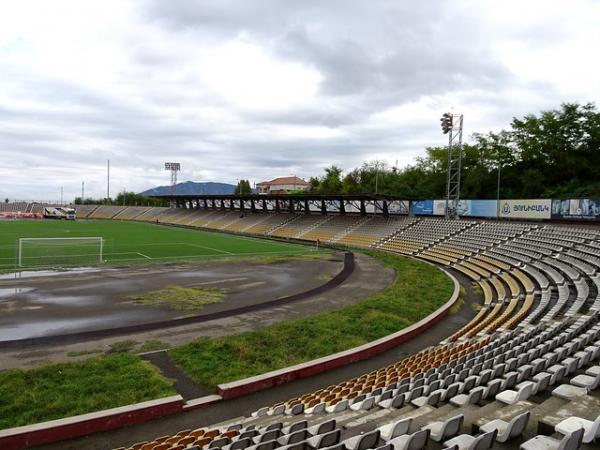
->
<box><xmin>467</xmin><ymin>200</ymin><xmax>498</xmax><ymax>218</ymax></box>
<box><xmin>412</xmin><ymin>200</ymin><xmax>434</xmax><ymax>215</ymax></box>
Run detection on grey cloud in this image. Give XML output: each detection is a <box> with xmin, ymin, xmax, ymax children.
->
<box><xmin>1</xmin><ymin>0</ymin><xmax>598</xmax><ymax>200</ymax></box>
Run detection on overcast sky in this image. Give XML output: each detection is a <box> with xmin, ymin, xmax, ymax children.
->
<box><xmin>1</xmin><ymin>0</ymin><xmax>598</xmax><ymax>201</ymax></box>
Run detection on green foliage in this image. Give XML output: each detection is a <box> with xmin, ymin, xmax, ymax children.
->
<box><xmin>0</xmin><ymin>354</ymin><xmax>175</xmax><ymax>429</ymax></box>
<box><xmin>234</xmin><ymin>179</ymin><xmax>252</xmax><ymax>195</ymax></box>
<box><xmin>308</xmin><ymin>103</ymin><xmax>600</xmax><ymax>199</ymax></box>
<box><xmin>74</xmin><ymin>192</ymin><xmax>167</xmax><ymax>206</ymax></box>
<box><xmin>106</xmin><ymin>340</ymin><xmax>139</xmax><ymax>354</ymax></box>
<box><xmin>170</xmin><ymin>251</ymin><xmax>453</xmax><ymax>388</ymax></box>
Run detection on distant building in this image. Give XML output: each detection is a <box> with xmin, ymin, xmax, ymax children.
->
<box><xmin>256</xmin><ymin>176</ymin><xmax>310</xmax><ymax>194</ymax></box>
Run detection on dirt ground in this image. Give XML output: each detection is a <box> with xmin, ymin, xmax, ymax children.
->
<box><xmin>0</xmin><ymin>252</ymin><xmax>394</xmax><ymax>369</ymax></box>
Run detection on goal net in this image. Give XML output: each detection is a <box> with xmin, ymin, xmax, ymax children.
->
<box><xmin>17</xmin><ymin>237</ymin><xmax>104</xmax><ymax>268</ymax></box>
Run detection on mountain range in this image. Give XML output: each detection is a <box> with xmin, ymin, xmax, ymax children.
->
<box><xmin>140</xmin><ymin>181</ymin><xmax>236</xmax><ymax>196</ymax></box>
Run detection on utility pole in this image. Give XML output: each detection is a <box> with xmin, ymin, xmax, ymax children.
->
<box><xmin>496</xmin><ymin>162</ymin><xmax>502</xmax><ymax>219</ymax></box>
<box><xmin>81</xmin><ymin>181</ymin><xmax>85</xmax><ymax>202</ymax></box>
<box><xmin>60</xmin><ymin>187</ymin><xmax>63</xmax><ymax>205</ymax></box>
<box><xmin>107</xmin><ymin>159</ymin><xmax>111</xmax><ymax>202</ymax></box>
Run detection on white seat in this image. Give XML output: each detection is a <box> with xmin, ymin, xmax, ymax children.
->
<box><xmin>379</xmin><ymin>418</ymin><xmax>412</xmax><ymax>441</ymax></box>
<box><xmin>479</xmin><ymin>411</ymin><xmax>530</xmax><ymax>442</ymax></box>
<box><xmin>378</xmin><ymin>394</ymin><xmax>404</xmax><ymax>409</ymax></box>
<box><xmin>520</xmin><ymin>428</ymin><xmax>584</xmax><ymax>450</ymax></box>
<box><xmin>482</xmin><ymin>379</ymin><xmax>502</xmax><ymax>399</ymax></box>
<box><xmin>570</xmin><ymin>371</ymin><xmax>600</xmax><ymax>391</ymax></box>
<box><xmin>350</xmin><ymin>396</ymin><xmax>375</xmax><ymax>411</ymax></box>
<box><xmin>495</xmin><ymin>381</ymin><xmax>535</xmax><ymax>405</ymax></box>
<box><xmin>267</xmin><ymin>404</ymin><xmax>285</xmax><ymax>416</ymax></box>
<box><xmin>277</xmin><ymin>430</ymin><xmax>309</xmax><ymax>446</ymax></box>
<box><xmin>551</xmin><ymin>384</ymin><xmax>588</xmax><ymax>400</ymax></box>
<box><xmin>252</xmin><ymin>407</ymin><xmax>269</xmax><ymax>417</ymax></box>
<box><xmin>307</xmin><ymin>430</ymin><xmax>341</xmax><ymax>450</ymax></box>
<box><xmin>388</xmin><ymin>429</ymin><xmax>429</xmax><ymax>450</ymax></box>
<box><xmin>410</xmin><ymin>389</ymin><xmax>442</xmax><ymax>407</ymax></box>
<box><xmin>585</xmin><ymin>365</ymin><xmax>600</xmax><ymax>377</ymax></box>
<box><xmin>305</xmin><ymin>402</ymin><xmax>326</xmax><ymax>415</ymax></box>
<box><xmin>530</xmin><ymin>372</ymin><xmax>552</xmax><ymax>394</ymax></box>
<box><xmin>342</xmin><ymin>430</ymin><xmax>379</xmax><ymax>450</ymax></box>
<box><xmin>555</xmin><ymin>414</ymin><xmax>600</xmax><ymax>443</ymax></box>
<box><xmin>443</xmin><ymin>430</ymin><xmax>496</xmax><ymax>450</ymax></box>
<box><xmin>307</xmin><ymin>419</ymin><xmax>336</xmax><ymax>436</ymax></box>
<box><xmin>325</xmin><ymin>400</ymin><xmax>348</xmax><ymax>413</ymax></box>
<box><xmin>421</xmin><ymin>414</ymin><xmax>463</xmax><ymax>442</ymax></box>
<box><xmin>450</xmin><ymin>386</ymin><xmax>485</xmax><ymax>406</ymax></box>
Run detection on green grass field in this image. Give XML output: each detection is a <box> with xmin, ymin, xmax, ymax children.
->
<box><xmin>0</xmin><ymin>220</ymin><xmax>315</xmax><ymax>270</ymax></box>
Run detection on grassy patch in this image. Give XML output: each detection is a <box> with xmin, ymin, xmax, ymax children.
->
<box><xmin>0</xmin><ymin>354</ymin><xmax>175</xmax><ymax>430</ymax></box>
<box><xmin>106</xmin><ymin>340</ymin><xmax>138</xmax><ymax>354</ymax></box>
<box><xmin>126</xmin><ymin>285</ymin><xmax>225</xmax><ymax>312</ymax></box>
<box><xmin>66</xmin><ymin>348</ymin><xmax>103</xmax><ymax>357</ymax></box>
<box><xmin>170</xmin><ymin>250</ymin><xmax>453</xmax><ymax>388</ymax></box>
<box><xmin>318</xmin><ymin>273</ymin><xmax>334</xmax><ymax>281</ymax></box>
<box><xmin>255</xmin><ymin>251</ymin><xmax>334</xmax><ymax>265</ymax></box>
<box><xmin>139</xmin><ymin>340</ymin><xmax>171</xmax><ymax>353</ymax></box>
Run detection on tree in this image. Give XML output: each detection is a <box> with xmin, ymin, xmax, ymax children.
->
<box><xmin>318</xmin><ymin>166</ymin><xmax>343</xmax><ymax>194</ymax></box>
<box><xmin>234</xmin><ymin>179</ymin><xmax>252</xmax><ymax>195</ymax></box>
<box><xmin>278</xmin><ymin>102</ymin><xmax>600</xmax><ymax>199</ymax></box>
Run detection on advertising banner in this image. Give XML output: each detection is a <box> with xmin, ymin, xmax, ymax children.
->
<box><xmin>552</xmin><ymin>199</ymin><xmax>600</xmax><ymax>220</ymax></box>
<box><xmin>387</xmin><ymin>200</ymin><xmax>409</xmax><ymax>215</ymax></box>
<box><xmin>345</xmin><ymin>202</ymin><xmax>361</xmax><ymax>213</ymax></box>
<box><xmin>498</xmin><ymin>199</ymin><xmax>551</xmax><ymax>219</ymax></box>
<box><xmin>468</xmin><ymin>200</ymin><xmax>498</xmax><ymax>218</ymax></box>
<box><xmin>412</xmin><ymin>200</ymin><xmax>433</xmax><ymax>215</ymax></box>
<box><xmin>308</xmin><ymin>202</ymin><xmax>321</xmax><ymax>212</ymax></box>
<box><xmin>433</xmin><ymin>200</ymin><xmax>447</xmax><ymax>216</ymax></box>
<box><xmin>433</xmin><ymin>199</ymin><xmax>499</xmax><ymax>217</ymax></box>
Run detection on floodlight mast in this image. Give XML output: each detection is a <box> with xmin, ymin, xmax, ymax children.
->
<box><xmin>164</xmin><ymin>162</ymin><xmax>181</xmax><ymax>207</ymax></box>
<box><xmin>441</xmin><ymin>113</ymin><xmax>463</xmax><ymax>219</ymax></box>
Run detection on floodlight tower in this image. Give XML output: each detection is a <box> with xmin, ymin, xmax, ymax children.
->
<box><xmin>164</xmin><ymin>162</ymin><xmax>181</xmax><ymax>207</ymax></box>
<box><xmin>440</xmin><ymin>112</ymin><xmax>464</xmax><ymax>219</ymax></box>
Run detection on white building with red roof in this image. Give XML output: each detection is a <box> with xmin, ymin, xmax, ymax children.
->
<box><xmin>256</xmin><ymin>176</ymin><xmax>310</xmax><ymax>194</ymax></box>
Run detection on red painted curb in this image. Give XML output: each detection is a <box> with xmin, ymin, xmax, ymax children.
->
<box><xmin>0</xmin><ymin>396</ymin><xmax>184</xmax><ymax>450</ymax></box>
<box><xmin>216</xmin><ymin>267</ymin><xmax>460</xmax><ymax>399</ymax></box>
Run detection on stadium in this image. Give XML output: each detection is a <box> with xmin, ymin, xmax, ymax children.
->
<box><xmin>2</xmin><ymin>2</ymin><xmax>600</xmax><ymax>450</ymax></box>
<box><xmin>1</xmin><ymin>191</ymin><xmax>600</xmax><ymax>450</ymax></box>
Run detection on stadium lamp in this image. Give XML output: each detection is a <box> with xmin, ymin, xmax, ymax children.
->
<box><xmin>440</xmin><ymin>113</ymin><xmax>453</xmax><ymax>134</ymax></box>
<box><xmin>164</xmin><ymin>162</ymin><xmax>181</xmax><ymax>171</ymax></box>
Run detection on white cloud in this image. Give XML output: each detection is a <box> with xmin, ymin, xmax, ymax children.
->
<box><xmin>0</xmin><ymin>0</ymin><xmax>598</xmax><ymax>200</ymax></box>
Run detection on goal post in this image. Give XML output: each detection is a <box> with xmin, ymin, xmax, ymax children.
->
<box><xmin>17</xmin><ymin>237</ymin><xmax>105</xmax><ymax>268</ymax></box>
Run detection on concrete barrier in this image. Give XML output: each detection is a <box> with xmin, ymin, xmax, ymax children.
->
<box><xmin>0</xmin><ymin>395</ymin><xmax>184</xmax><ymax>450</ymax></box>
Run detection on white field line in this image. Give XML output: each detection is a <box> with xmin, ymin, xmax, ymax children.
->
<box><xmin>183</xmin><ymin>243</ymin><xmax>233</xmax><ymax>255</ymax></box>
<box><xmin>0</xmin><ymin>248</ymin><xmax>320</xmax><ymax>269</ymax></box>
<box><xmin>136</xmin><ymin>252</ymin><xmax>152</xmax><ymax>259</ymax></box>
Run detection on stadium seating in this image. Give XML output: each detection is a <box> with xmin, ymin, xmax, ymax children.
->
<box><xmin>82</xmin><ymin>207</ymin><xmax>600</xmax><ymax>450</ymax></box>
<box><xmin>88</xmin><ymin>205</ymin><xmax>128</xmax><ymax>219</ymax></box>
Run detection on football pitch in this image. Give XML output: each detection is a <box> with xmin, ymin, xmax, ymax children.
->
<box><xmin>0</xmin><ymin>220</ymin><xmax>316</xmax><ymax>270</ymax></box>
